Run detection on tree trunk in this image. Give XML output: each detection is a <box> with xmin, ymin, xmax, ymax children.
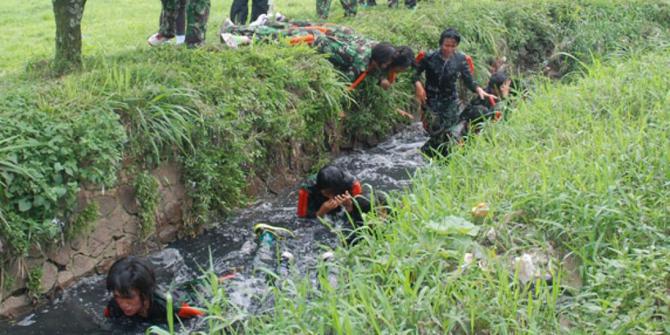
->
<box><xmin>52</xmin><ymin>0</ymin><xmax>87</xmax><ymax>74</ymax></box>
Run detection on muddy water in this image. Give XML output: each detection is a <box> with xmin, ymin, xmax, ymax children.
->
<box><xmin>0</xmin><ymin>123</ymin><xmax>427</xmax><ymax>335</ymax></box>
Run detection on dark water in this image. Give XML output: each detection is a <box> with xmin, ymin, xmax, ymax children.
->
<box><xmin>0</xmin><ymin>123</ymin><xmax>427</xmax><ymax>335</ymax></box>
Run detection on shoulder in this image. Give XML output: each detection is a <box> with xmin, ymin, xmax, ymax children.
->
<box><xmin>453</xmin><ymin>51</ymin><xmax>468</xmax><ymax>62</ymax></box>
<box><xmin>425</xmin><ymin>50</ymin><xmax>440</xmax><ymax>60</ymax></box>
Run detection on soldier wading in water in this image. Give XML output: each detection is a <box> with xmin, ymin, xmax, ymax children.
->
<box><xmin>414</xmin><ymin>28</ymin><xmax>498</xmax><ymax>156</ymax></box>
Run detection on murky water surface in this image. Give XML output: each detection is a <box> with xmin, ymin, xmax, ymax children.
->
<box><xmin>0</xmin><ymin>124</ymin><xmax>427</xmax><ymax>334</ymax></box>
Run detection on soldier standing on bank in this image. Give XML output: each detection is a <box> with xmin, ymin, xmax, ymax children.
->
<box><xmin>316</xmin><ymin>0</ymin><xmax>358</xmax><ymax>19</ymax></box>
<box><xmin>387</xmin><ymin>0</ymin><xmax>416</xmax><ymax>9</ymax></box>
<box><xmin>147</xmin><ymin>0</ymin><xmax>211</xmax><ymax>47</ymax></box>
<box><xmin>230</xmin><ymin>0</ymin><xmax>269</xmax><ymax>25</ymax></box>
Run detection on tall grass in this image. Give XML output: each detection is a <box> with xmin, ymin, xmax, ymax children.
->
<box><xmin>193</xmin><ymin>49</ymin><xmax>670</xmax><ymax>334</ymax></box>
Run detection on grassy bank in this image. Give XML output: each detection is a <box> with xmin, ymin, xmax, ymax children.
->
<box><xmin>0</xmin><ymin>45</ymin><xmax>350</xmax><ymax>258</ymax></box>
<box><xmin>196</xmin><ymin>47</ymin><xmax>670</xmax><ymax>335</ymax></box>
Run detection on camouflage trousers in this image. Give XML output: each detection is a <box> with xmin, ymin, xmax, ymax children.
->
<box><xmin>316</xmin><ymin>0</ymin><xmax>357</xmax><ymax>19</ymax></box>
<box><xmin>159</xmin><ymin>0</ymin><xmax>210</xmax><ymax>46</ymax></box>
<box><xmin>230</xmin><ymin>0</ymin><xmax>269</xmax><ymax>25</ymax></box>
<box><xmin>388</xmin><ymin>0</ymin><xmax>416</xmax><ymax>8</ymax></box>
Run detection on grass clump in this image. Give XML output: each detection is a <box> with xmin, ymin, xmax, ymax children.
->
<box><xmin>195</xmin><ymin>49</ymin><xmax>670</xmax><ymax>334</ymax></box>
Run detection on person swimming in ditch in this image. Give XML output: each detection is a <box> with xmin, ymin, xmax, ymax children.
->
<box><xmin>297</xmin><ymin>165</ymin><xmax>384</xmax><ymax>246</ymax></box>
<box><xmin>104</xmin><ymin>256</ymin><xmax>204</xmax><ymax>324</ymax></box>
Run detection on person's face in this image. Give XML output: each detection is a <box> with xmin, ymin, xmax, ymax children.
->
<box><xmin>440</xmin><ymin>38</ymin><xmax>458</xmax><ymax>58</ymax></box>
<box><xmin>113</xmin><ymin>289</ymin><xmax>145</xmax><ymax>317</ymax></box>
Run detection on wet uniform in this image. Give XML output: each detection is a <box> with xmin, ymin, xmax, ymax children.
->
<box><xmin>414</xmin><ymin>50</ymin><xmax>479</xmax><ymax>154</ymax></box>
<box><xmin>461</xmin><ymin>90</ymin><xmax>504</xmax><ymax>126</ymax></box>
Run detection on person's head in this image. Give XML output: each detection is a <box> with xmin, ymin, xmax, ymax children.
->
<box><xmin>370</xmin><ymin>42</ymin><xmax>396</xmax><ymax>70</ymax></box>
<box><xmin>487</xmin><ymin>56</ymin><xmax>507</xmax><ymax>74</ymax></box>
<box><xmin>439</xmin><ymin>28</ymin><xmax>461</xmax><ymax>58</ymax></box>
<box><xmin>388</xmin><ymin>46</ymin><xmax>415</xmax><ymax>73</ymax></box>
<box><xmin>316</xmin><ymin>165</ymin><xmax>354</xmax><ymax>199</ymax></box>
<box><xmin>106</xmin><ymin>256</ymin><xmax>156</xmax><ymax>317</ymax></box>
<box><xmin>487</xmin><ymin>71</ymin><xmax>512</xmax><ymax>98</ymax></box>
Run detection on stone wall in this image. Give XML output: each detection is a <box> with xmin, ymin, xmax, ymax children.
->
<box><xmin>0</xmin><ymin>162</ymin><xmax>186</xmax><ymax>318</ymax></box>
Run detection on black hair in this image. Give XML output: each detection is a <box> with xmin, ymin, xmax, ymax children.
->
<box><xmin>106</xmin><ymin>256</ymin><xmax>156</xmax><ymax>303</ymax></box>
<box><xmin>389</xmin><ymin>46</ymin><xmax>415</xmax><ymax>69</ymax></box>
<box><xmin>439</xmin><ymin>28</ymin><xmax>461</xmax><ymax>46</ymax></box>
<box><xmin>370</xmin><ymin>42</ymin><xmax>396</xmax><ymax>66</ymax></box>
<box><xmin>486</xmin><ymin>71</ymin><xmax>509</xmax><ymax>92</ymax></box>
<box><xmin>316</xmin><ymin>165</ymin><xmax>354</xmax><ymax>196</ymax></box>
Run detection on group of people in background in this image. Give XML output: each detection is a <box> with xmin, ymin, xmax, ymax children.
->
<box><xmin>146</xmin><ymin>0</ymin><xmax>418</xmax><ymax>47</ymax></box>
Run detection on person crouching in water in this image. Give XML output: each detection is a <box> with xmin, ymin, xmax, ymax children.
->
<box><xmin>460</xmin><ymin>70</ymin><xmax>512</xmax><ymax>135</ymax></box>
<box><xmin>104</xmin><ymin>256</ymin><xmax>203</xmax><ymax>323</ymax></box>
<box><xmin>297</xmin><ymin>165</ymin><xmax>385</xmax><ymax>246</ymax></box>
<box><xmin>297</xmin><ymin>165</ymin><xmax>363</xmax><ymax>219</ymax></box>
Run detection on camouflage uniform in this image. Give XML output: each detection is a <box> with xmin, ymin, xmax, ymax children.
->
<box><xmin>316</xmin><ymin>0</ymin><xmax>357</xmax><ymax>19</ymax></box>
<box><xmin>223</xmin><ymin>21</ymin><xmax>376</xmax><ymax>82</ymax></box>
<box><xmin>414</xmin><ymin>50</ymin><xmax>480</xmax><ymax>156</ymax></box>
<box><xmin>159</xmin><ymin>0</ymin><xmax>210</xmax><ymax>46</ymax></box>
<box><xmin>388</xmin><ymin>0</ymin><xmax>416</xmax><ymax>8</ymax></box>
<box><xmin>230</xmin><ymin>0</ymin><xmax>269</xmax><ymax>25</ymax></box>
<box><xmin>313</xmin><ymin>31</ymin><xmax>376</xmax><ymax>81</ymax></box>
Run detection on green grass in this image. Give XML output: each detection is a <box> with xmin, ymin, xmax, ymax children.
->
<box><xmin>0</xmin><ymin>0</ymin><xmax>375</xmax><ymax>76</ymax></box>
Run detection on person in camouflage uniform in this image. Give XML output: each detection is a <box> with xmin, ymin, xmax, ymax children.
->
<box><xmin>460</xmin><ymin>71</ymin><xmax>511</xmax><ymax>133</ymax></box>
<box><xmin>388</xmin><ymin>0</ymin><xmax>416</xmax><ymax>8</ymax></box>
<box><xmin>230</xmin><ymin>0</ymin><xmax>269</xmax><ymax>25</ymax></box>
<box><xmin>151</xmin><ymin>0</ymin><xmax>210</xmax><ymax>47</ymax></box>
<box><xmin>316</xmin><ymin>0</ymin><xmax>357</xmax><ymax>19</ymax></box>
<box><xmin>414</xmin><ymin>28</ymin><xmax>497</xmax><ymax>157</ymax></box>
<box><xmin>220</xmin><ymin>19</ymin><xmax>414</xmax><ymax>87</ymax></box>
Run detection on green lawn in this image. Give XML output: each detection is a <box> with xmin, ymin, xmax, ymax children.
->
<box><xmin>0</xmin><ymin>0</ymin><xmax>390</xmax><ymax>76</ymax></box>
